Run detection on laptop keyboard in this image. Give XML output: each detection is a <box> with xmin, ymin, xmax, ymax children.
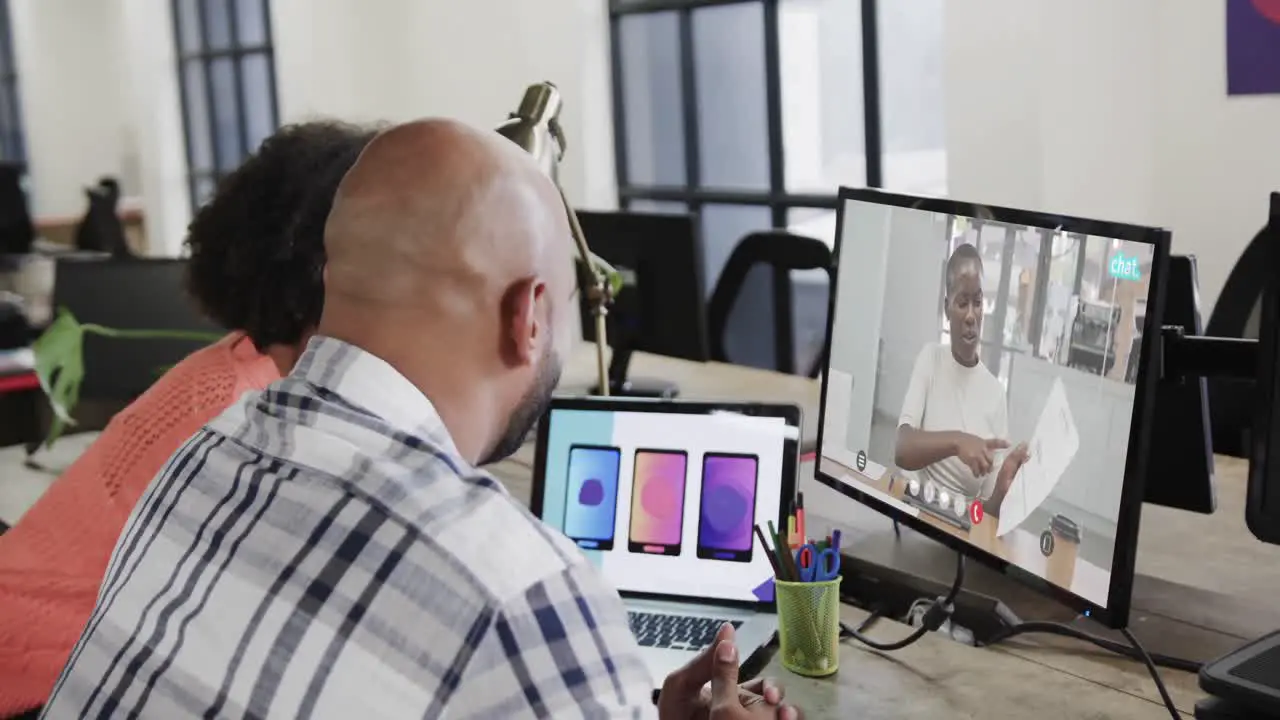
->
<box><xmin>628</xmin><ymin>611</ymin><xmax>742</xmax><ymax>651</ymax></box>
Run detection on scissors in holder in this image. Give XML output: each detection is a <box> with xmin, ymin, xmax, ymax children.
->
<box><xmin>794</xmin><ymin>542</ymin><xmax>841</xmax><ymax>582</ymax></box>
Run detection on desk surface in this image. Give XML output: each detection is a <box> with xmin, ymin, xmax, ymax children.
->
<box><xmin>5</xmin><ymin>345</ymin><xmax>1278</xmax><ymax>717</ymax></box>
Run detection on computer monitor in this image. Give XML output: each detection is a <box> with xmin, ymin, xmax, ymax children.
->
<box><xmin>52</xmin><ymin>257</ymin><xmax>222</xmax><ymax>400</ymax></box>
<box><xmin>1144</xmin><ymin>255</ymin><xmax>1216</xmax><ymax>513</ymax></box>
<box><xmin>575</xmin><ymin>210</ymin><xmax>709</xmax><ymax>398</ymax></box>
<box><xmin>815</xmin><ymin>187</ymin><xmax>1169</xmax><ymax>628</ymax></box>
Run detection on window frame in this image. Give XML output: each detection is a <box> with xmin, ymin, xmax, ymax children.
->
<box><xmin>172</xmin><ymin>0</ymin><xmax>280</xmax><ymax>211</ymax></box>
<box><xmin>608</xmin><ymin>0</ymin><xmax>883</xmax><ymax>228</ymax></box>
<box><xmin>0</xmin><ymin>0</ymin><xmax>27</xmax><ymax>169</ymax></box>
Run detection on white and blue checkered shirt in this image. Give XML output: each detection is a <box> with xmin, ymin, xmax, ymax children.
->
<box><xmin>45</xmin><ymin>336</ymin><xmax>655</xmax><ymax>719</ymax></box>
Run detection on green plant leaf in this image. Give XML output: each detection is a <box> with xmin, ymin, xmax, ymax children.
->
<box><xmin>29</xmin><ymin>309</ymin><xmax>224</xmax><ymax>449</ymax></box>
<box><xmin>31</xmin><ymin>308</ymin><xmax>86</xmax><ymax>448</ymax></box>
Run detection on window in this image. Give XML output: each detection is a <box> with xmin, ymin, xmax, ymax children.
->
<box><xmin>0</xmin><ymin>0</ymin><xmax>26</xmax><ymax>168</ymax></box>
<box><xmin>173</xmin><ymin>0</ymin><xmax>279</xmax><ymax>209</ymax></box>
<box><xmin>610</xmin><ymin>0</ymin><xmax>944</xmax><ymax>368</ymax></box>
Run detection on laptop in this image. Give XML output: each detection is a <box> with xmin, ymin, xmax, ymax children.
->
<box><xmin>532</xmin><ymin>397</ymin><xmax>801</xmax><ymax>690</ymax></box>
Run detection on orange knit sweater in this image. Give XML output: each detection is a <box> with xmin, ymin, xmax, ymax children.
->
<box><xmin>0</xmin><ymin>332</ymin><xmax>280</xmax><ymax>716</ymax></box>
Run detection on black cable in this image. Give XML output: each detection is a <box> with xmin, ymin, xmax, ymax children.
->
<box><xmin>1122</xmin><ymin>627</ymin><xmax>1182</xmax><ymax>719</ymax></box>
<box><xmin>844</xmin><ymin>553</ymin><xmax>964</xmax><ymax>652</ymax></box>
<box><xmin>983</xmin><ymin>621</ymin><xmax>1202</xmax><ymax>674</ymax></box>
<box><xmin>840</xmin><ymin>610</ymin><xmax>883</xmax><ymax>639</ymax></box>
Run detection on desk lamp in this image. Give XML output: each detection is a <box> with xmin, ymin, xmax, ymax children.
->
<box><xmin>496</xmin><ymin>82</ymin><xmax>620</xmax><ymax>397</ymax></box>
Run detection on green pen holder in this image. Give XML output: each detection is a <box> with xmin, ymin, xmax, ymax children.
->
<box><xmin>774</xmin><ymin>577</ymin><xmax>842</xmax><ymax>677</ymax></box>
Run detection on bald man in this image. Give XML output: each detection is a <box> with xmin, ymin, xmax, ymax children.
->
<box><xmin>46</xmin><ymin>120</ymin><xmax>798</xmax><ymax>719</ymax></box>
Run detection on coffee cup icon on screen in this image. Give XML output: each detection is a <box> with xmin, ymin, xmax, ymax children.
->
<box><xmin>856</xmin><ymin>450</ymin><xmax>867</xmax><ymax>472</ymax></box>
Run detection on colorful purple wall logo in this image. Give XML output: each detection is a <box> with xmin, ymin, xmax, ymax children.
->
<box><xmin>1227</xmin><ymin>0</ymin><xmax>1280</xmax><ymax>95</ymax></box>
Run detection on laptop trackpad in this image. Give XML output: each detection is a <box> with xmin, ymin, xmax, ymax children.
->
<box><xmin>641</xmin><ymin>646</ymin><xmax>701</xmax><ymax>690</ymax></box>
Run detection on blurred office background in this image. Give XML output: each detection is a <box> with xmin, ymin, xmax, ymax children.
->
<box><xmin>0</xmin><ymin>0</ymin><xmax>1277</xmax><ymax>371</ymax></box>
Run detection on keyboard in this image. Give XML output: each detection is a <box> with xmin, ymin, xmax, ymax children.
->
<box><xmin>628</xmin><ymin>611</ymin><xmax>742</xmax><ymax>652</ymax></box>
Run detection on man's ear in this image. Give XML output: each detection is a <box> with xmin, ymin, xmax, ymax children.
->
<box><xmin>500</xmin><ymin>276</ymin><xmax>548</xmax><ymax>367</ymax></box>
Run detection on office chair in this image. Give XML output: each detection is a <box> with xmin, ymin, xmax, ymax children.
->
<box><xmin>0</xmin><ymin>162</ymin><xmax>34</xmax><ymax>255</ymax></box>
<box><xmin>74</xmin><ymin>177</ymin><xmax>131</xmax><ymax>257</ymax></box>
<box><xmin>707</xmin><ymin>231</ymin><xmax>833</xmax><ymax>377</ymax></box>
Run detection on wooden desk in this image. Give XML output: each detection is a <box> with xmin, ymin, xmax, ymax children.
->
<box><xmin>6</xmin><ymin>347</ymin><xmax>1277</xmax><ymax>717</ymax></box>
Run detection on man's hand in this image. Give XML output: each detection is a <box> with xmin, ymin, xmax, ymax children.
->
<box><xmin>953</xmin><ymin>434</ymin><xmax>1009</xmax><ymax>477</ymax></box>
<box><xmin>658</xmin><ymin>623</ymin><xmax>801</xmax><ymax>720</ymax></box>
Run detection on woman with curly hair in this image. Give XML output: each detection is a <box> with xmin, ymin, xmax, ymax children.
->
<box><xmin>0</xmin><ymin>120</ymin><xmax>376</xmax><ymax>717</ymax></box>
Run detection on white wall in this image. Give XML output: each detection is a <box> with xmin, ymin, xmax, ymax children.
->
<box><xmin>9</xmin><ymin>0</ymin><xmax>132</xmax><ymax>219</ymax></box>
<box><xmin>945</xmin><ymin>0</ymin><xmax>1280</xmax><ymax>311</ymax></box>
<box><xmin>11</xmin><ymin>0</ymin><xmax>616</xmax><ymax>255</ymax></box>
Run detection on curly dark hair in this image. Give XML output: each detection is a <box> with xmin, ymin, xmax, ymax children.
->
<box><xmin>184</xmin><ymin>120</ymin><xmax>376</xmax><ymax>351</ymax></box>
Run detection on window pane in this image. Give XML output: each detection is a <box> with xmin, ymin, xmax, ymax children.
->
<box><xmin>202</xmin><ymin>0</ymin><xmax>233</xmax><ymax>50</ymax></box>
<box><xmin>618</xmin><ymin>13</ymin><xmax>685</xmax><ymax>187</ymax></box>
<box><xmin>879</xmin><ymin>0</ymin><xmax>947</xmax><ymax>194</ymax></box>
<box><xmin>692</xmin><ymin>4</ymin><xmax>769</xmax><ymax>191</ymax></box>
<box><xmin>628</xmin><ymin>199</ymin><xmax>687</xmax><ymax>215</ymax></box>
<box><xmin>234</xmin><ymin>0</ymin><xmax>267</xmax><ymax>46</ymax></box>
<box><xmin>193</xmin><ymin>175</ymin><xmax>216</xmax><ymax>208</ymax></box>
<box><xmin>780</xmin><ymin>0</ymin><xmax>864</xmax><ymax>193</ymax></box>
<box><xmin>0</xmin><ymin>7</ymin><xmax>11</xmax><ymax>76</ymax></box>
<box><xmin>786</xmin><ymin>207</ymin><xmax>836</xmax><ymax>247</ymax></box>
<box><xmin>182</xmin><ymin>60</ymin><xmax>214</xmax><ymax>173</ymax></box>
<box><xmin>1037</xmin><ymin>232</ymin><xmax>1081</xmax><ymax>361</ymax></box>
<box><xmin>209</xmin><ymin>57</ymin><xmax>243</xmax><ymax>170</ymax></box>
<box><xmin>240</xmin><ymin>53</ymin><xmax>275</xmax><ymax>152</ymax></box>
<box><xmin>174</xmin><ymin>0</ymin><xmax>202</xmax><ymax>53</ymax></box>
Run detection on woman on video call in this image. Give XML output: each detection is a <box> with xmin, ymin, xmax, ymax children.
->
<box><xmin>894</xmin><ymin>243</ymin><xmax>1030</xmax><ymax>516</ymax></box>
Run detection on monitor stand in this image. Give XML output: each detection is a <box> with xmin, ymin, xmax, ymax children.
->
<box><xmin>589</xmin><ymin>342</ymin><xmax>678</xmax><ymax>399</ymax></box>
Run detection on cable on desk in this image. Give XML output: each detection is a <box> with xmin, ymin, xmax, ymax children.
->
<box><xmin>843</xmin><ymin>553</ymin><xmax>964</xmax><ymax>652</ymax></box>
<box><xmin>982</xmin><ymin>621</ymin><xmax>1201</xmax><ymax>674</ymax></box>
<box><xmin>1122</xmin><ymin>627</ymin><xmax>1182</xmax><ymax>719</ymax></box>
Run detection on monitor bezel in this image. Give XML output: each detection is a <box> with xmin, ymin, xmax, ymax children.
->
<box><xmin>532</xmin><ymin>396</ymin><xmax>802</xmax><ymax>612</ymax></box>
<box><xmin>814</xmin><ymin>186</ymin><xmax>1171</xmax><ymax>628</ymax></box>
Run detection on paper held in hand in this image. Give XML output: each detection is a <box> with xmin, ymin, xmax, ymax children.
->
<box><xmin>998</xmin><ymin>378</ymin><xmax>1080</xmax><ymax>537</ymax></box>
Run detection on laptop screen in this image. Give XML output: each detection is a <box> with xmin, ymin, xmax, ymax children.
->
<box><xmin>533</xmin><ymin>400</ymin><xmax>799</xmax><ymax>606</ymax></box>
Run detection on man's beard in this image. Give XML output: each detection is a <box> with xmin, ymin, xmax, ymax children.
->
<box><xmin>480</xmin><ymin>346</ymin><xmax>563</xmax><ymax>466</ymax></box>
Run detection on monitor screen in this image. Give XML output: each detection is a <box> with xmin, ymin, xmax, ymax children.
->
<box><xmin>818</xmin><ymin>192</ymin><xmax>1163</xmax><ymax>615</ymax></box>
<box><xmin>534</xmin><ymin>401</ymin><xmax>798</xmax><ymax>606</ymax></box>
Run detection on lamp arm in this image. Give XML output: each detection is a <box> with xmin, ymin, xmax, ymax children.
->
<box><xmin>558</xmin><ymin>185</ymin><xmax>612</xmax><ymax>396</ymax></box>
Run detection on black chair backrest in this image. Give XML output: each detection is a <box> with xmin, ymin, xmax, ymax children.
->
<box><xmin>0</xmin><ymin>162</ymin><xmax>33</xmax><ymax>255</ymax></box>
<box><xmin>707</xmin><ymin>231</ymin><xmax>833</xmax><ymax>377</ymax></box>
<box><xmin>74</xmin><ymin>178</ymin><xmax>131</xmax><ymax>257</ymax></box>
<box><xmin>1205</xmin><ymin>195</ymin><xmax>1278</xmax><ymax>457</ymax></box>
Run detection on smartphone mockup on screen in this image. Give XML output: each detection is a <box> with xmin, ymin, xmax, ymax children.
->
<box><xmin>696</xmin><ymin>453</ymin><xmax>759</xmax><ymax>562</ymax></box>
<box><xmin>628</xmin><ymin>449</ymin><xmax>689</xmax><ymax>555</ymax></box>
<box><xmin>563</xmin><ymin>445</ymin><xmax>622</xmax><ymax>550</ymax></box>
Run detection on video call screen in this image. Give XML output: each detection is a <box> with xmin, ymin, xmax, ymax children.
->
<box><xmin>819</xmin><ymin>197</ymin><xmax>1156</xmax><ymax>608</ymax></box>
<box><xmin>540</xmin><ymin>408</ymin><xmax>789</xmax><ymax>604</ymax></box>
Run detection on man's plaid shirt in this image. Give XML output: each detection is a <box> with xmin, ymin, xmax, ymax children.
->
<box><xmin>44</xmin><ymin>336</ymin><xmax>655</xmax><ymax>718</ymax></box>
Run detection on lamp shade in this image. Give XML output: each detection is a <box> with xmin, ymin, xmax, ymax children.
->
<box><xmin>496</xmin><ymin>82</ymin><xmax>565</xmax><ymax>182</ymax></box>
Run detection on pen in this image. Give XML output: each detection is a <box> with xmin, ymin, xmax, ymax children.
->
<box><xmin>796</xmin><ymin>493</ymin><xmax>806</xmax><ymax>546</ymax></box>
<box><xmin>754</xmin><ymin>524</ymin><xmax>781</xmax><ymax>577</ymax></box>
<box><xmin>768</xmin><ymin>521</ymin><xmax>798</xmax><ymax>581</ymax></box>
<box><xmin>832</xmin><ymin>529</ymin><xmax>843</xmax><ymax>553</ymax></box>
<box><xmin>787</xmin><ymin>515</ymin><xmax>797</xmax><ymax>548</ymax></box>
